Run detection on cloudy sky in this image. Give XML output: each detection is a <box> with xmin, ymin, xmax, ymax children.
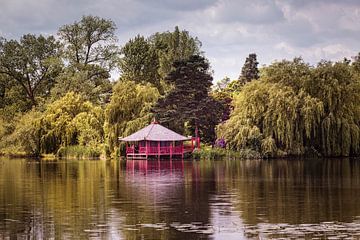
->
<box><xmin>0</xmin><ymin>0</ymin><xmax>359</xmax><ymax>81</ymax></box>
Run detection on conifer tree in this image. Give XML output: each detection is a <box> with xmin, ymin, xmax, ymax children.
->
<box><xmin>238</xmin><ymin>53</ymin><xmax>259</xmax><ymax>85</ymax></box>
<box><xmin>153</xmin><ymin>55</ymin><xmax>222</xmax><ymax>143</ymax></box>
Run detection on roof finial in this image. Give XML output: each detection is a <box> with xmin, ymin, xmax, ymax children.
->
<box><xmin>151</xmin><ymin>117</ymin><xmax>159</xmax><ymax>124</ymax></box>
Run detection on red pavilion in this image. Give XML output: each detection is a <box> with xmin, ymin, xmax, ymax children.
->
<box><xmin>119</xmin><ymin>120</ymin><xmax>200</xmax><ymax>159</ymax></box>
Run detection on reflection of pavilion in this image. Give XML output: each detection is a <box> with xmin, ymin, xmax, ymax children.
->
<box><xmin>126</xmin><ymin>159</ymin><xmax>185</xmax><ymax>175</ymax></box>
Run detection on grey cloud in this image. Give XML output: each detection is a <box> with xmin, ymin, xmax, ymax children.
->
<box><xmin>0</xmin><ymin>0</ymin><xmax>96</xmax><ymax>38</ymax></box>
<box><xmin>134</xmin><ymin>0</ymin><xmax>218</xmax><ymax>11</ymax></box>
<box><xmin>285</xmin><ymin>0</ymin><xmax>360</xmax><ymax>8</ymax></box>
<box><xmin>0</xmin><ymin>0</ymin><xmax>180</xmax><ymax>38</ymax></box>
<box><xmin>210</xmin><ymin>0</ymin><xmax>285</xmax><ymax>24</ymax></box>
<box><xmin>271</xmin><ymin>20</ymin><xmax>321</xmax><ymax>48</ymax></box>
<box><xmin>0</xmin><ymin>0</ymin><xmax>359</xmax><ymax>81</ymax></box>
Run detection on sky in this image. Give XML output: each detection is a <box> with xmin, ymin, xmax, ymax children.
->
<box><xmin>0</xmin><ymin>0</ymin><xmax>359</xmax><ymax>81</ymax></box>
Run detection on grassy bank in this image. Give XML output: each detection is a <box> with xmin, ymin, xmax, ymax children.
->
<box><xmin>192</xmin><ymin>147</ymin><xmax>262</xmax><ymax>160</ymax></box>
<box><xmin>56</xmin><ymin>145</ymin><xmax>102</xmax><ymax>159</ymax></box>
<box><xmin>0</xmin><ymin>151</ymin><xmax>39</xmax><ymax>159</ymax></box>
<box><xmin>0</xmin><ymin>145</ymin><xmax>103</xmax><ymax>160</ymax></box>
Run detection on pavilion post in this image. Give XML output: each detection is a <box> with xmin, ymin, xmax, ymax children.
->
<box><xmin>170</xmin><ymin>142</ymin><xmax>173</xmax><ymax>158</ymax></box>
<box><xmin>181</xmin><ymin>141</ymin><xmax>184</xmax><ymax>158</ymax></box>
<box><xmin>157</xmin><ymin>141</ymin><xmax>160</xmax><ymax>157</ymax></box>
<box><xmin>145</xmin><ymin>141</ymin><xmax>148</xmax><ymax>158</ymax></box>
<box><xmin>125</xmin><ymin>143</ymin><xmax>128</xmax><ymax>158</ymax></box>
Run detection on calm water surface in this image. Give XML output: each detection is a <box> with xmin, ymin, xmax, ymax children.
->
<box><xmin>0</xmin><ymin>158</ymin><xmax>359</xmax><ymax>239</ymax></box>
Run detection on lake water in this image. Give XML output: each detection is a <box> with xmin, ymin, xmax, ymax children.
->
<box><xmin>0</xmin><ymin>158</ymin><xmax>359</xmax><ymax>239</ymax></box>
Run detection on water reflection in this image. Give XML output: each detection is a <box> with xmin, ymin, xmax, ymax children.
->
<box><xmin>0</xmin><ymin>158</ymin><xmax>359</xmax><ymax>239</ymax></box>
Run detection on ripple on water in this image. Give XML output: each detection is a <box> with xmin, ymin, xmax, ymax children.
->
<box><xmin>170</xmin><ymin>222</ymin><xmax>215</xmax><ymax>234</ymax></box>
<box><xmin>243</xmin><ymin>222</ymin><xmax>360</xmax><ymax>239</ymax></box>
<box><xmin>139</xmin><ymin>223</ymin><xmax>168</xmax><ymax>229</ymax></box>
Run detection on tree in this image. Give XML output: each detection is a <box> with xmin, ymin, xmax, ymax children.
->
<box><xmin>153</xmin><ymin>55</ymin><xmax>223</xmax><ymax>143</ymax></box>
<box><xmin>212</xmin><ymin>77</ymin><xmax>233</xmax><ymax>122</ymax></box>
<box><xmin>58</xmin><ymin>15</ymin><xmax>119</xmax><ymax>71</ymax></box>
<box><xmin>119</xmin><ymin>27</ymin><xmax>203</xmax><ymax>90</ymax></box>
<box><xmin>218</xmin><ymin>58</ymin><xmax>360</xmax><ymax>157</ymax></box>
<box><xmin>41</xmin><ymin>92</ymin><xmax>104</xmax><ymax>154</ymax></box>
<box><xmin>104</xmin><ymin>80</ymin><xmax>159</xmax><ymax>155</ymax></box>
<box><xmin>353</xmin><ymin>52</ymin><xmax>360</xmax><ymax>73</ymax></box>
<box><xmin>0</xmin><ymin>34</ymin><xmax>62</xmax><ymax>107</ymax></box>
<box><xmin>56</xmin><ymin>15</ymin><xmax>119</xmax><ymax>103</ymax></box>
<box><xmin>0</xmin><ymin>110</ymin><xmax>43</xmax><ymax>156</ymax></box>
<box><xmin>150</xmin><ymin>26</ymin><xmax>202</xmax><ymax>79</ymax></box>
<box><xmin>119</xmin><ymin>35</ymin><xmax>160</xmax><ymax>88</ymax></box>
<box><xmin>238</xmin><ymin>53</ymin><xmax>259</xmax><ymax>85</ymax></box>
<box><xmin>50</xmin><ymin>68</ymin><xmax>113</xmax><ymax>104</ymax></box>
<box><xmin>214</xmin><ymin>77</ymin><xmax>231</xmax><ymax>91</ymax></box>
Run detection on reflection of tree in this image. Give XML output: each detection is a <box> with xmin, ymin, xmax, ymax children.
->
<box><xmin>3</xmin><ymin>158</ymin><xmax>357</xmax><ymax>239</ymax></box>
<box><xmin>219</xmin><ymin>159</ymin><xmax>360</xmax><ymax>225</ymax></box>
<box><xmin>0</xmin><ymin>159</ymin><xmax>116</xmax><ymax>239</ymax></box>
<box><xmin>0</xmin><ymin>159</ymin><xmax>215</xmax><ymax>240</ymax></box>
<box><xmin>113</xmin><ymin>160</ymin><xmax>214</xmax><ymax>240</ymax></box>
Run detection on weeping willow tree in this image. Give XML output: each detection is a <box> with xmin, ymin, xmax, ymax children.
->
<box><xmin>218</xmin><ymin>58</ymin><xmax>360</xmax><ymax>157</ymax></box>
<box><xmin>0</xmin><ymin>110</ymin><xmax>43</xmax><ymax>156</ymax></box>
<box><xmin>41</xmin><ymin>92</ymin><xmax>104</xmax><ymax>154</ymax></box>
<box><xmin>104</xmin><ymin>80</ymin><xmax>159</xmax><ymax>156</ymax></box>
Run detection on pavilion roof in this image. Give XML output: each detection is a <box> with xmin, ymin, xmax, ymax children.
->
<box><xmin>119</xmin><ymin>122</ymin><xmax>190</xmax><ymax>142</ymax></box>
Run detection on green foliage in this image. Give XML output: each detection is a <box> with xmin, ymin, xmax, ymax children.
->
<box><xmin>0</xmin><ymin>76</ymin><xmax>31</xmax><ymax>118</ymax></box>
<box><xmin>56</xmin><ymin>145</ymin><xmax>101</xmax><ymax>159</ymax></box>
<box><xmin>119</xmin><ymin>35</ymin><xmax>160</xmax><ymax>88</ymax></box>
<box><xmin>119</xmin><ymin>27</ymin><xmax>202</xmax><ymax>92</ymax></box>
<box><xmin>212</xmin><ymin>77</ymin><xmax>234</xmax><ymax>122</ymax></box>
<box><xmin>58</xmin><ymin>15</ymin><xmax>119</xmax><ymax>71</ymax></box>
<box><xmin>0</xmin><ymin>110</ymin><xmax>42</xmax><ymax>156</ymax></box>
<box><xmin>50</xmin><ymin>68</ymin><xmax>112</xmax><ymax>104</ymax></box>
<box><xmin>238</xmin><ymin>53</ymin><xmax>259</xmax><ymax>84</ymax></box>
<box><xmin>150</xmin><ymin>26</ymin><xmax>202</xmax><ymax>79</ymax></box>
<box><xmin>192</xmin><ymin>147</ymin><xmax>261</xmax><ymax>160</ymax></box>
<box><xmin>41</xmin><ymin>92</ymin><xmax>104</xmax><ymax>154</ymax></box>
<box><xmin>218</xmin><ymin>58</ymin><xmax>360</xmax><ymax>157</ymax></box>
<box><xmin>192</xmin><ymin>148</ymin><xmax>227</xmax><ymax>159</ymax></box>
<box><xmin>104</xmin><ymin>80</ymin><xmax>159</xmax><ymax>155</ymax></box>
<box><xmin>352</xmin><ymin>52</ymin><xmax>360</xmax><ymax>73</ymax></box>
<box><xmin>55</xmin><ymin>15</ymin><xmax>118</xmax><ymax>104</ymax></box>
<box><xmin>0</xmin><ymin>34</ymin><xmax>62</xmax><ymax>107</ymax></box>
<box><xmin>2</xmin><ymin>17</ymin><xmax>359</xmax><ymax>159</ymax></box>
<box><xmin>153</xmin><ymin>55</ymin><xmax>223</xmax><ymax>143</ymax></box>
<box><xmin>0</xmin><ymin>118</ymin><xmax>5</xmax><ymax>138</ymax></box>
<box><xmin>212</xmin><ymin>53</ymin><xmax>261</xmax><ymax>122</ymax></box>
<box><xmin>214</xmin><ymin>77</ymin><xmax>231</xmax><ymax>91</ymax></box>
<box><xmin>225</xmin><ymin>53</ymin><xmax>260</xmax><ymax>93</ymax></box>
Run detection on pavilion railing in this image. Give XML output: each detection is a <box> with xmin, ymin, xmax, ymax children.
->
<box><xmin>126</xmin><ymin>142</ymin><xmax>197</xmax><ymax>156</ymax></box>
<box><xmin>133</xmin><ymin>145</ymin><xmax>193</xmax><ymax>155</ymax></box>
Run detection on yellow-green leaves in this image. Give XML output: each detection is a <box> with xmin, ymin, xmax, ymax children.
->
<box><xmin>41</xmin><ymin>92</ymin><xmax>104</xmax><ymax>154</ymax></box>
<box><xmin>104</xmin><ymin>80</ymin><xmax>159</xmax><ymax>155</ymax></box>
<box><xmin>218</xmin><ymin>58</ymin><xmax>360</xmax><ymax>157</ymax></box>
<box><xmin>0</xmin><ymin>109</ymin><xmax>42</xmax><ymax>156</ymax></box>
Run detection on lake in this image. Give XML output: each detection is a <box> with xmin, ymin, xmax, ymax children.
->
<box><xmin>0</xmin><ymin>157</ymin><xmax>359</xmax><ymax>239</ymax></box>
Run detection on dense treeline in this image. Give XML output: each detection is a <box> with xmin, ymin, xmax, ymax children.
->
<box><xmin>0</xmin><ymin>16</ymin><xmax>222</xmax><ymax>158</ymax></box>
<box><xmin>0</xmin><ymin>15</ymin><xmax>359</xmax><ymax>158</ymax></box>
<box><xmin>217</xmin><ymin>57</ymin><xmax>360</xmax><ymax>157</ymax></box>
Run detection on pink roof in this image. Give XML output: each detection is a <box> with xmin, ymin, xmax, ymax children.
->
<box><xmin>119</xmin><ymin>123</ymin><xmax>190</xmax><ymax>141</ymax></box>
